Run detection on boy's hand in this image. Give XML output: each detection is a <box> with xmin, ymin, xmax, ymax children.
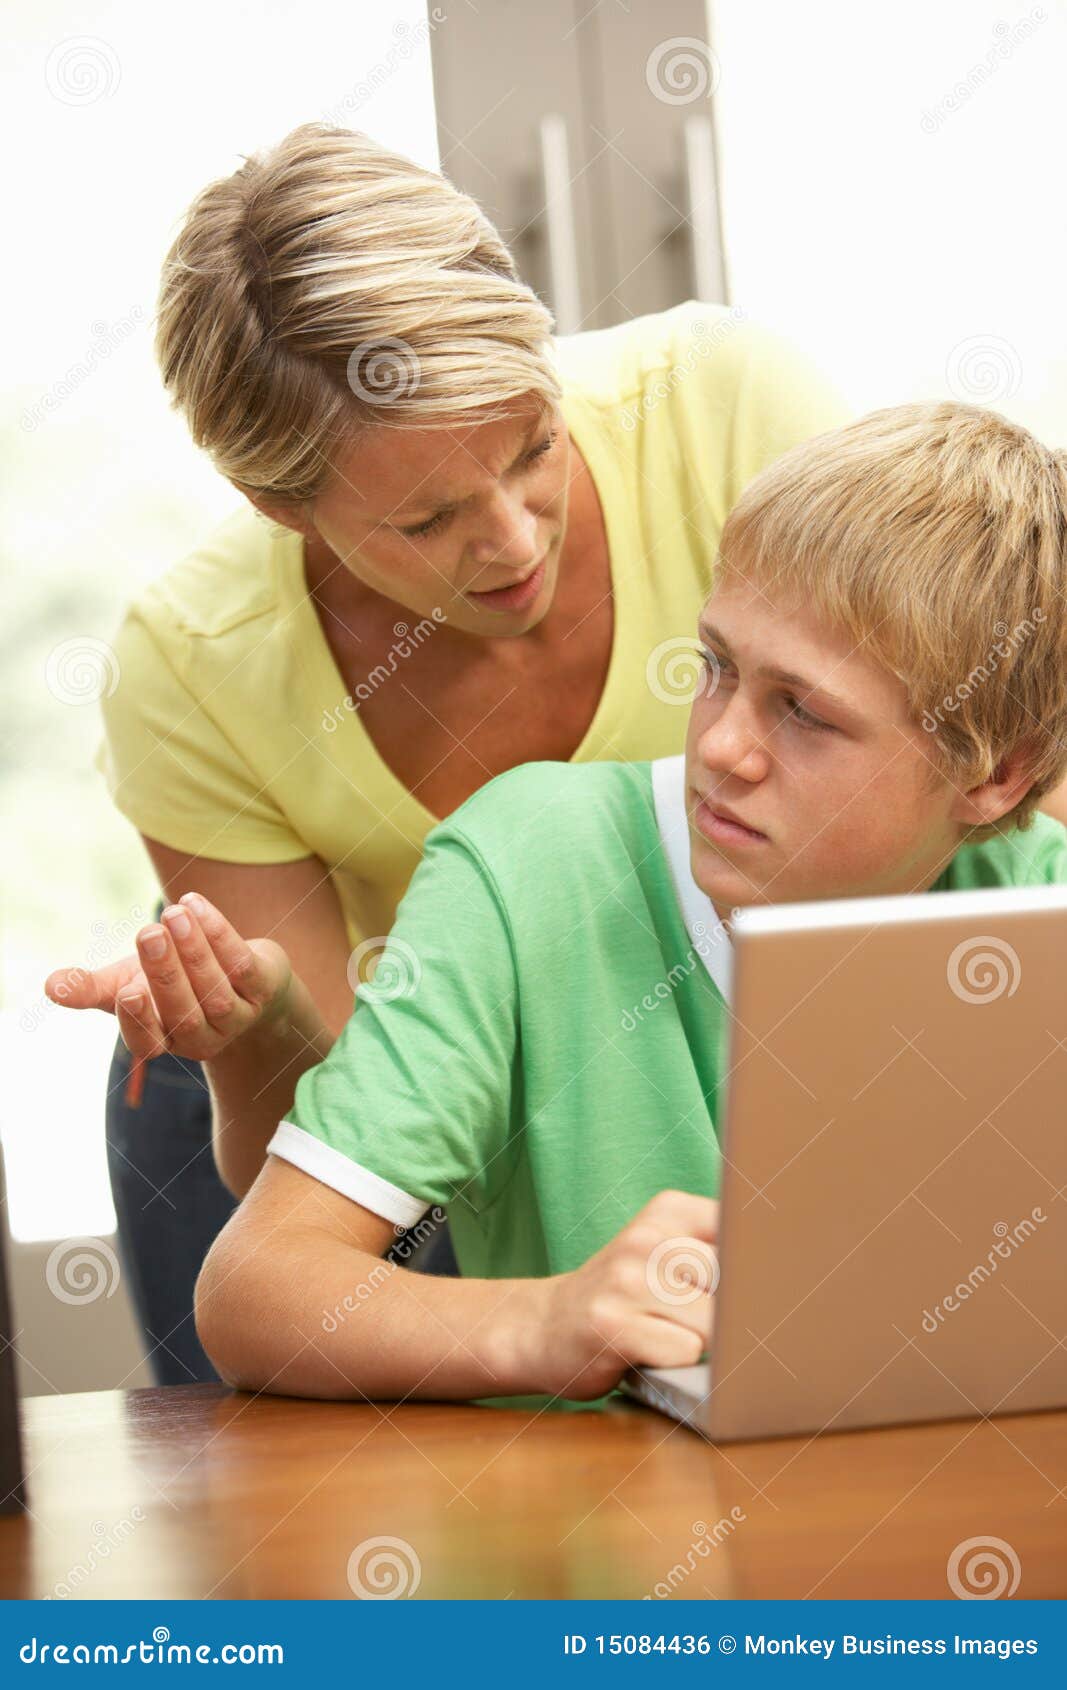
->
<box><xmin>44</xmin><ymin>892</ymin><xmax>294</xmax><ymax>1063</ymax></box>
<box><xmin>534</xmin><ymin>1191</ymin><xmax>719</xmax><ymax>1401</ymax></box>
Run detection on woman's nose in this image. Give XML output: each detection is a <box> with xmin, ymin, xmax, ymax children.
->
<box><xmin>468</xmin><ymin>497</ymin><xmax>540</xmax><ymax>568</ymax></box>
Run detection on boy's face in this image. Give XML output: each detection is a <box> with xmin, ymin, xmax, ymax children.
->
<box><xmin>684</xmin><ymin>577</ymin><xmax>976</xmax><ymax>923</ymax></box>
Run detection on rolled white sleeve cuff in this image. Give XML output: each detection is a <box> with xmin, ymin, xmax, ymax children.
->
<box><xmin>266</xmin><ymin>1120</ymin><xmax>431</xmax><ymax>1228</ymax></box>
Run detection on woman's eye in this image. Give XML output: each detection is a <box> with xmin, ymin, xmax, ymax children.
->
<box><xmin>401</xmin><ymin>509</ymin><xmax>450</xmax><ymax>538</ymax></box>
<box><xmin>524</xmin><ymin>431</ymin><xmax>557</xmax><ymax>465</ymax></box>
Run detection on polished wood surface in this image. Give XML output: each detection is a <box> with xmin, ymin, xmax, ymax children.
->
<box><xmin>2</xmin><ymin>1386</ymin><xmax>1064</xmax><ymax>1599</ymax></box>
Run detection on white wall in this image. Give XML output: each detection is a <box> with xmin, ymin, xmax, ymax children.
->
<box><xmin>710</xmin><ymin>0</ymin><xmax>1066</xmax><ymax>439</ymax></box>
<box><xmin>3</xmin><ymin>0</ymin><xmax>438</xmax><ymax>1389</ymax></box>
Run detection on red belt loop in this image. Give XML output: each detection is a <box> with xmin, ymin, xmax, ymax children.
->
<box><xmin>124</xmin><ymin>1055</ymin><xmax>149</xmax><ymax>1108</ymax></box>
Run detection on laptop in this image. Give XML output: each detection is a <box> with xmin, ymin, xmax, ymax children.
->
<box><xmin>0</xmin><ymin>1145</ymin><xmax>26</xmax><ymax>1513</ymax></box>
<box><xmin>624</xmin><ymin>881</ymin><xmax>1067</xmax><ymax>1442</ymax></box>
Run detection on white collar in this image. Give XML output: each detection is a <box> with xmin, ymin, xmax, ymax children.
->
<box><xmin>651</xmin><ymin>754</ymin><xmax>733</xmax><ymax>1005</ymax></box>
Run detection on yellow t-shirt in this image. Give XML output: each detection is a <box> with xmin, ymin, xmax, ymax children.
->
<box><xmin>94</xmin><ymin>299</ymin><xmax>850</xmax><ymax>949</ymax></box>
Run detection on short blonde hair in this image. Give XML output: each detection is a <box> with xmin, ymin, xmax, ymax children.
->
<box><xmin>154</xmin><ymin>123</ymin><xmax>561</xmax><ymax>503</ymax></box>
<box><xmin>715</xmin><ymin>401</ymin><xmax>1067</xmax><ymax>841</ymax></box>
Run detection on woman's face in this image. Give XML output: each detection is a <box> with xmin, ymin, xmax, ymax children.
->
<box><xmin>297</xmin><ymin>399</ymin><xmax>571</xmax><ymax>636</ymax></box>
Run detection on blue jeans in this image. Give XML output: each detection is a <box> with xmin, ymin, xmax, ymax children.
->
<box><xmin>105</xmin><ymin>902</ymin><xmax>458</xmax><ymax>1385</ymax></box>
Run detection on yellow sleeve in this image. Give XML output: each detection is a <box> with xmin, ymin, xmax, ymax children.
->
<box><xmin>714</xmin><ymin>312</ymin><xmax>854</xmax><ymax>510</ymax></box>
<box><xmin>94</xmin><ymin>603</ymin><xmax>312</xmax><ymax>863</ymax></box>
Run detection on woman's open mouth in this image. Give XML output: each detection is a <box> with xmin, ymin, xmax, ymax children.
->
<box><xmin>465</xmin><ymin>558</ymin><xmax>547</xmax><ymax>613</ymax></box>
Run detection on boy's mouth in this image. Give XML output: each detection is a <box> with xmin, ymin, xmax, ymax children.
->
<box><xmin>690</xmin><ymin>790</ymin><xmax>769</xmax><ymax>847</ymax></box>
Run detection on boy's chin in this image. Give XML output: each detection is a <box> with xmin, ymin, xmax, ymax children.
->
<box><xmin>691</xmin><ymin>855</ymin><xmax>762</xmax><ymax>911</ymax></box>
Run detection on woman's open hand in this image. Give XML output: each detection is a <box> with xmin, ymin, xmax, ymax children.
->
<box><xmin>44</xmin><ymin>893</ymin><xmax>294</xmax><ymax>1063</ymax></box>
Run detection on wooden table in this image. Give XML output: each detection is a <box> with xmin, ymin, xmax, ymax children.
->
<box><xmin>2</xmin><ymin>1386</ymin><xmax>1065</xmax><ymax>1599</ymax></box>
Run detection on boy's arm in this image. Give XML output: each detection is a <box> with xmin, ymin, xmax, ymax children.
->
<box><xmin>194</xmin><ymin>1157</ymin><xmax>717</xmax><ymax>1404</ymax></box>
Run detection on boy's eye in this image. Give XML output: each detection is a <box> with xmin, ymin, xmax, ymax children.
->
<box><xmin>785</xmin><ymin>697</ymin><xmax>829</xmax><ymax>732</ymax></box>
<box><xmin>694</xmin><ymin>647</ymin><xmax>831</xmax><ymax>732</ymax></box>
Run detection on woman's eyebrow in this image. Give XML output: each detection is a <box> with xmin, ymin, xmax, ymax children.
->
<box><xmin>393</xmin><ymin>417</ymin><xmax>549</xmax><ymax>518</ymax></box>
<box><xmin>697</xmin><ymin>620</ymin><xmax>867</xmax><ymax>724</ymax></box>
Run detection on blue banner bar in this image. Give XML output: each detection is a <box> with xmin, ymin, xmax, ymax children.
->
<box><xmin>1</xmin><ymin>1600</ymin><xmax>1064</xmax><ymax>1682</ymax></box>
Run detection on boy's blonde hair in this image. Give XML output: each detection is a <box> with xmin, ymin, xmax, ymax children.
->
<box><xmin>716</xmin><ymin>401</ymin><xmax>1067</xmax><ymax>842</ymax></box>
<box><xmin>154</xmin><ymin>123</ymin><xmax>561</xmax><ymax>503</ymax></box>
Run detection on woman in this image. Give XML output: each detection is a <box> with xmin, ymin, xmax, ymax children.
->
<box><xmin>48</xmin><ymin>120</ymin><xmax>854</xmax><ymax>1385</ymax></box>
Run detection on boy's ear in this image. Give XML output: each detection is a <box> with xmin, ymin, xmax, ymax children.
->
<box><xmin>950</xmin><ymin>738</ymin><xmax>1039</xmax><ymax>829</ymax></box>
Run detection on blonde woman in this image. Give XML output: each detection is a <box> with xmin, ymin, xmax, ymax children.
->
<box><xmin>50</xmin><ymin>121</ymin><xmax>857</xmax><ymax>1385</ymax></box>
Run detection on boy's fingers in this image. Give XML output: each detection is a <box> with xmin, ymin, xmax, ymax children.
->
<box><xmin>643</xmin><ymin>1236</ymin><xmax>718</xmax><ymax>1308</ymax></box>
<box><xmin>644</xmin><ymin>1191</ymin><xmax>720</xmax><ymax>1243</ymax></box>
<box><xmin>620</xmin><ymin>1313</ymin><xmax>707</xmax><ymax>1372</ymax></box>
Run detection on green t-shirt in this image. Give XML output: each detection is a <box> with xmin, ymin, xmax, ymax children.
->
<box><xmin>268</xmin><ymin>758</ymin><xmax>1067</xmax><ymax>1285</ymax></box>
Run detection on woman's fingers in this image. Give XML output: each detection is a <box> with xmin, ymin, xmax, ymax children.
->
<box><xmin>44</xmin><ymin>965</ymin><xmax>100</xmax><ymax>1010</ymax></box>
<box><xmin>46</xmin><ymin>893</ymin><xmax>288</xmax><ymax>1059</ymax></box>
<box><xmin>176</xmin><ymin>892</ymin><xmax>286</xmax><ymax>1016</ymax></box>
<box><xmin>159</xmin><ymin>902</ymin><xmax>238</xmax><ymax>1027</ymax></box>
<box><xmin>115</xmin><ymin>979</ymin><xmax>167</xmax><ymax>1060</ymax></box>
<box><xmin>134</xmin><ymin>920</ymin><xmax>211</xmax><ymax>1048</ymax></box>
<box><xmin>44</xmin><ymin>955</ymin><xmax>140</xmax><ymax>1014</ymax></box>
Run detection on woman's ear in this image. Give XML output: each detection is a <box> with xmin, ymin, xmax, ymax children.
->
<box><xmin>228</xmin><ymin>480</ymin><xmax>315</xmax><ymax>539</ymax></box>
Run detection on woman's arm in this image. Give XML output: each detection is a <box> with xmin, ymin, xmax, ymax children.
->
<box><xmin>46</xmin><ymin>845</ymin><xmax>360</xmax><ymax>1191</ymax></box>
<box><xmin>201</xmin><ymin>968</ymin><xmax>334</xmax><ymax>1198</ymax></box>
<box><xmin>138</xmin><ymin>837</ymin><xmax>357</xmax><ymax>1039</ymax></box>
